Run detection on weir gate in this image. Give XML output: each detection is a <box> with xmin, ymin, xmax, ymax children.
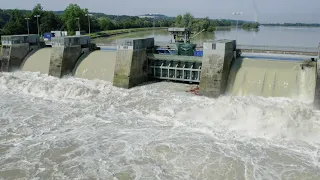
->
<box><xmin>1</xmin><ymin>34</ymin><xmax>320</xmax><ymax>107</ymax></box>
<box><xmin>148</xmin><ymin>54</ymin><xmax>202</xmax><ymax>83</ymax></box>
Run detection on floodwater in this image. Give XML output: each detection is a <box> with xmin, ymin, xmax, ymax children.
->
<box><xmin>1</xmin><ymin>26</ymin><xmax>320</xmax><ymax>180</ymax></box>
<box><xmin>93</xmin><ymin>26</ymin><xmax>320</xmax><ymax>47</ymax></box>
<box><xmin>227</xmin><ymin>57</ymin><xmax>317</xmax><ymax>102</ymax></box>
<box><xmin>0</xmin><ymin>71</ymin><xmax>320</xmax><ymax>179</ymax></box>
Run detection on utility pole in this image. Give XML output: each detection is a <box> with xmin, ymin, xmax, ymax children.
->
<box><xmin>25</xmin><ymin>18</ymin><xmax>30</xmax><ymax>34</ymax></box>
<box><xmin>34</xmin><ymin>15</ymin><xmax>40</xmax><ymax>36</ymax></box>
<box><xmin>232</xmin><ymin>12</ymin><xmax>243</xmax><ymax>41</ymax></box>
<box><xmin>153</xmin><ymin>17</ymin><xmax>155</xmax><ymax>38</ymax></box>
<box><xmin>85</xmin><ymin>14</ymin><xmax>92</xmax><ymax>36</ymax></box>
<box><xmin>76</xmin><ymin>17</ymin><xmax>80</xmax><ymax>32</ymax></box>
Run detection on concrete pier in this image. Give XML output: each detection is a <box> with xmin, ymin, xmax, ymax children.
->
<box><xmin>48</xmin><ymin>36</ymin><xmax>91</xmax><ymax>78</ymax></box>
<box><xmin>314</xmin><ymin>47</ymin><xmax>320</xmax><ymax>107</ymax></box>
<box><xmin>0</xmin><ymin>34</ymin><xmax>40</xmax><ymax>72</ymax></box>
<box><xmin>113</xmin><ymin>38</ymin><xmax>154</xmax><ymax>88</ymax></box>
<box><xmin>199</xmin><ymin>40</ymin><xmax>235</xmax><ymax>97</ymax></box>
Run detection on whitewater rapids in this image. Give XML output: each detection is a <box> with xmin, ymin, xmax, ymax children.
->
<box><xmin>0</xmin><ymin>71</ymin><xmax>320</xmax><ymax>180</ymax></box>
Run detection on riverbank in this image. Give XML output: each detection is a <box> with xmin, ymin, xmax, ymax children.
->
<box><xmin>214</xmin><ymin>26</ymin><xmax>260</xmax><ymax>31</ymax></box>
<box><xmin>261</xmin><ymin>24</ymin><xmax>320</xmax><ymax>27</ymax></box>
<box><xmin>89</xmin><ymin>27</ymin><xmax>168</xmax><ymax>39</ymax></box>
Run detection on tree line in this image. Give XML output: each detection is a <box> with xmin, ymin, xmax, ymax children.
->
<box><xmin>0</xmin><ymin>3</ymin><xmax>260</xmax><ymax>37</ymax></box>
<box><xmin>174</xmin><ymin>13</ymin><xmax>260</xmax><ymax>32</ymax></box>
<box><xmin>0</xmin><ymin>4</ymin><xmax>174</xmax><ymax>36</ymax></box>
<box><xmin>261</xmin><ymin>23</ymin><xmax>320</xmax><ymax>27</ymax></box>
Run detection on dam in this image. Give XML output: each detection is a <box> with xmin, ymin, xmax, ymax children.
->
<box><xmin>1</xmin><ymin>31</ymin><xmax>320</xmax><ymax>179</ymax></box>
<box><xmin>0</xmin><ymin>30</ymin><xmax>319</xmax><ymax>106</ymax></box>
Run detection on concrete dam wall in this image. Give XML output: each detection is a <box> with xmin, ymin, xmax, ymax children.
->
<box><xmin>73</xmin><ymin>51</ymin><xmax>116</xmax><ymax>81</ymax></box>
<box><xmin>21</xmin><ymin>47</ymin><xmax>51</xmax><ymax>74</ymax></box>
<box><xmin>20</xmin><ymin>48</ymin><xmax>116</xmax><ymax>82</ymax></box>
<box><xmin>1</xmin><ymin>34</ymin><xmax>319</xmax><ymax>106</ymax></box>
<box><xmin>226</xmin><ymin>58</ymin><xmax>316</xmax><ymax>103</ymax></box>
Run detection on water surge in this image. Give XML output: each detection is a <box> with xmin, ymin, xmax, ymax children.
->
<box><xmin>0</xmin><ymin>71</ymin><xmax>319</xmax><ymax>179</ymax></box>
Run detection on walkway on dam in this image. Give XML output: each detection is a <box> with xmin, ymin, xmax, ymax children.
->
<box><xmin>96</xmin><ymin>43</ymin><xmax>319</xmax><ymax>55</ymax></box>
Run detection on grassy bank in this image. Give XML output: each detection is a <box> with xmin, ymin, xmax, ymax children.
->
<box><xmin>89</xmin><ymin>27</ymin><xmax>167</xmax><ymax>39</ymax></box>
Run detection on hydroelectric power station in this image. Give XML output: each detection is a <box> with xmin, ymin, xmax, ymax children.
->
<box><xmin>1</xmin><ymin>28</ymin><xmax>319</xmax><ymax>107</ymax></box>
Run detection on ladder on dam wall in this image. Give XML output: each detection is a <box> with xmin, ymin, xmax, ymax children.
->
<box><xmin>148</xmin><ymin>54</ymin><xmax>202</xmax><ymax>83</ymax></box>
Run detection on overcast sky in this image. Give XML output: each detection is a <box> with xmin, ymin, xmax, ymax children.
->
<box><xmin>1</xmin><ymin>0</ymin><xmax>319</xmax><ymax>23</ymax></box>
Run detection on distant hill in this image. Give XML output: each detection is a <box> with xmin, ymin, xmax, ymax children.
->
<box><xmin>52</xmin><ymin>11</ymin><xmax>175</xmax><ymax>21</ymax></box>
<box><xmin>138</xmin><ymin>13</ymin><xmax>173</xmax><ymax>19</ymax></box>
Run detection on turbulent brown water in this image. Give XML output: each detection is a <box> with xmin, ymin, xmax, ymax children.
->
<box><xmin>0</xmin><ymin>71</ymin><xmax>320</xmax><ymax>180</ymax></box>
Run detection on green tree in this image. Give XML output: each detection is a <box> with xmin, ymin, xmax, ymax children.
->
<box><xmin>175</xmin><ymin>15</ymin><xmax>182</xmax><ymax>27</ymax></box>
<box><xmin>89</xmin><ymin>16</ymin><xmax>101</xmax><ymax>32</ymax></box>
<box><xmin>28</xmin><ymin>3</ymin><xmax>44</xmax><ymax>34</ymax></box>
<box><xmin>40</xmin><ymin>11</ymin><xmax>61</xmax><ymax>32</ymax></box>
<box><xmin>24</xmin><ymin>4</ymin><xmax>60</xmax><ymax>34</ymax></box>
<box><xmin>98</xmin><ymin>17</ymin><xmax>115</xmax><ymax>30</ymax></box>
<box><xmin>192</xmin><ymin>17</ymin><xmax>210</xmax><ymax>32</ymax></box>
<box><xmin>2</xmin><ymin>9</ymin><xmax>25</xmax><ymax>35</ymax></box>
<box><xmin>143</xmin><ymin>20</ymin><xmax>152</xmax><ymax>27</ymax></box>
<box><xmin>0</xmin><ymin>18</ymin><xmax>3</xmax><ymax>29</ymax></box>
<box><xmin>207</xmin><ymin>26</ymin><xmax>216</xmax><ymax>32</ymax></box>
<box><xmin>242</xmin><ymin>22</ymin><xmax>260</xmax><ymax>29</ymax></box>
<box><xmin>201</xmin><ymin>17</ymin><xmax>210</xmax><ymax>30</ymax></box>
<box><xmin>191</xmin><ymin>19</ymin><xmax>201</xmax><ymax>32</ymax></box>
<box><xmin>61</xmin><ymin>3</ymin><xmax>87</xmax><ymax>34</ymax></box>
<box><xmin>182</xmin><ymin>13</ymin><xmax>193</xmax><ymax>28</ymax></box>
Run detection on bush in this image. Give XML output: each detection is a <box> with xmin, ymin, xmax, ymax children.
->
<box><xmin>207</xmin><ymin>26</ymin><xmax>216</xmax><ymax>32</ymax></box>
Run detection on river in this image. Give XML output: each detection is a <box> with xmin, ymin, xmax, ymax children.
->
<box><xmin>93</xmin><ymin>26</ymin><xmax>320</xmax><ymax>47</ymax></box>
<box><xmin>1</xmin><ymin>26</ymin><xmax>320</xmax><ymax>180</ymax></box>
<box><xmin>0</xmin><ymin>72</ymin><xmax>319</xmax><ymax>179</ymax></box>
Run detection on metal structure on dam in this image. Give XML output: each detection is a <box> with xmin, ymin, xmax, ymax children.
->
<box><xmin>0</xmin><ymin>28</ymin><xmax>320</xmax><ymax>107</ymax></box>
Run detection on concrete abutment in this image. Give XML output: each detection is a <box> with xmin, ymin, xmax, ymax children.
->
<box><xmin>198</xmin><ymin>40</ymin><xmax>236</xmax><ymax>97</ymax></box>
<box><xmin>0</xmin><ymin>34</ymin><xmax>41</xmax><ymax>72</ymax></box>
<box><xmin>113</xmin><ymin>38</ymin><xmax>154</xmax><ymax>88</ymax></box>
<box><xmin>313</xmin><ymin>45</ymin><xmax>320</xmax><ymax>108</ymax></box>
<box><xmin>48</xmin><ymin>36</ymin><xmax>96</xmax><ymax>78</ymax></box>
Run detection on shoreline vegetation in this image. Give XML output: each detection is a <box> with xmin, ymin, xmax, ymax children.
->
<box><xmin>173</xmin><ymin>13</ymin><xmax>260</xmax><ymax>32</ymax></box>
<box><xmin>89</xmin><ymin>27</ymin><xmax>167</xmax><ymax>39</ymax></box>
<box><xmin>261</xmin><ymin>23</ymin><xmax>320</xmax><ymax>27</ymax></box>
<box><xmin>0</xmin><ymin>3</ymin><xmax>260</xmax><ymax>38</ymax></box>
<box><xmin>0</xmin><ymin>3</ymin><xmax>318</xmax><ymax>42</ymax></box>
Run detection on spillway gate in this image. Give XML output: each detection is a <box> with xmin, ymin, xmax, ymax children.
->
<box><xmin>147</xmin><ymin>54</ymin><xmax>203</xmax><ymax>83</ymax></box>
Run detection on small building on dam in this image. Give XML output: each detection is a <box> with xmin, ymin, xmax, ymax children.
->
<box><xmin>1</xmin><ymin>32</ymin><xmax>320</xmax><ymax>107</ymax></box>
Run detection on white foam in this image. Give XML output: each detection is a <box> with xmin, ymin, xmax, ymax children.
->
<box><xmin>0</xmin><ymin>71</ymin><xmax>319</xmax><ymax>179</ymax></box>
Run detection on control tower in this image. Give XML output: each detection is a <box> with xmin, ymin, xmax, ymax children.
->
<box><xmin>168</xmin><ymin>27</ymin><xmax>191</xmax><ymax>43</ymax></box>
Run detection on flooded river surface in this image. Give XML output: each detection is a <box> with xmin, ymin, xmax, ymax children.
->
<box><xmin>0</xmin><ymin>72</ymin><xmax>320</xmax><ymax>179</ymax></box>
<box><xmin>1</xmin><ymin>26</ymin><xmax>320</xmax><ymax>180</ymax></box>
<box><xmin>93</xmin><ymin>26</ymin><xmax>320</xmax><ymax>47</ymax></box>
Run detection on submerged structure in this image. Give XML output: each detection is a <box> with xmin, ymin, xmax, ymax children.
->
<box><xmin>0</xmin><ymin>28</ymin><xmax>319</xmax><ymax>106</ymax></box>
